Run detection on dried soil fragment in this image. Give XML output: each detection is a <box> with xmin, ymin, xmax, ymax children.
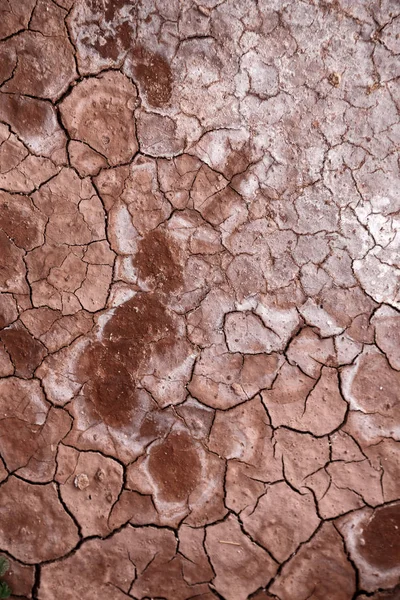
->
<box><xmin>270</xmin><ymin>523</ymin><xmax>356</xmax><ymax>599</ymax></box>
<box><xmin>0</xmin><ymin>93</ymin><xmax>67</xmax><ymax>163</ymax></box>
<box><xmin>68</xmin><ymin>140</ymin><xmax>108</xmax><ymax>177</ymax></box>
<box><xmin>1</xmin><ymin>31</ymin><xmax>76</xmax><ymax>101</ymax></box>
<box><xmin>39</xmin><ymin>528</ymin><xmax>136</xmax><ymax>599</ymax></box>
<box><xmin>224</xmin><ymin>311</ymin><xmax>282</xmax><ymax>354</ymax></box>
<box><xmin>0</xmin><ymin>125</ymin><xmax>59</xmax><ymax>193</ymax></box>
<box><xmin>341</xmin><ymin>347</ymin><xmax>400</xmax><ymax>437</ymax></box>
<box><xmin>0</xmin><ymin>378</ymin><xmax>71</xmax><ymax>482</ymax></box>
<box><xmin>205</xmin><ymin>515</ymin><xmax>278</xmax><ymax>600</ymax></box>
<box><xmin>60</xmin><ymin>72</ymin><xmax>138</xmax><ymax>166</ymax></box>
<box><xmin>209</xmin><ymin>397</ymin><xmax>282</xmax><ymax>511</ymax></box>
<box><xmin>0</xmin><ymin>0</ymin><xmax>36</xmax><ymax>39</ymax></box>
<box><xmin>108</xmin><ymin>489</ymin><xmax>159</xmax><ymax>529</ymax></box>
<box><xmin>179</xmin><ymin>524</ymin><xmax>214</xmax><ymax>585</ymax></box>
<box><xmin>0</xmin><ymin>229</ymin><xmax>28</xmax><ymax>294</ymax></box>
<box><xmin>56</xmin><ymin>445</ymin><xmax>123</xmax><ymax>537</ymax></box>
<box><xmin>241</xmin><ymin>482</ymin><xmax>320</xmax><ymax>562</ymax></box>
<box><xmin>372</xmin><ymin>305</ymin><xmax>400</xmax><ymax>370</ymax></box>
<box><xmin>0</xmin><ymin>321</ymin><xmax>46</xmax><ymax>378</ymax></box>
<box><xmin>147</xmin><ymin>429</ymin><xmax>201</xmax><ymax>502</ymax></box>
<box><xmin>0</xmin><ymin>477</ymin><xmax>79</xmax><ymax>563</ymax></box>
<box><xmin>40</xmin><ymin>526</ymin><xmax>210</xmax><ymax>600</ymax></box>
<box><xmin>0</xmin><ymin>293</ymin><xmax>18</xmax><ymax>328</ymax></box>
<box><xmin>262</xmin><ymin>363</ymin><xmax>347</xmax><ymax>435</ymax></box>
<box><xmin>0</xmin><ymin>191</ymin><xmax>46</xmax><ymax>251</ymax></box>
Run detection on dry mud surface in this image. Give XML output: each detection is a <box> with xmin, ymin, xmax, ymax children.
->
<box><xmin>0</xmin><ymin>0</ymin><xmax>399</xmax><ymax>599</ymax></box>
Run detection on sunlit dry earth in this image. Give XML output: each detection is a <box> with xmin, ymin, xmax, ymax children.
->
<box><xmin>0</xmin><ymin>0</ymin><xmax>399</xmax><ymax>599</ymax></box>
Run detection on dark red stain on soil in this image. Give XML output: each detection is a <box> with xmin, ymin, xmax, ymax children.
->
<box><xmin>359</xmin><ymin>504</ymin><xmax>400</xmax><ymax>570</ymax></box>
<box><xmin>86</xmin><ymin>0</ymin><xmax>135</xmax><ymax>22</ymax></box>
<box><xmin>78</xmin><ymin>229</ymin><xmax>182</xmax><ymax>428</ymax></box>
<box><xmin>105</xmin><ymin>292</ymin><xmax>174</xmax><ymax>363</ymax></box>
<box><xmin>78</xmin><ymin>292</ymin><xmax>174</xmax><ymax>427</ymax></box>
<box><xmin>133</xmin><ymin>228</ymin><xmax>183</xmax><ymax>293</ymax></box>
<box><xmin>104</xmin><ymin>0</ymin><xmax>132</xmax><ymax>22</ymax></box>
<box><xmin>91</xmin><ymin>36</ymin><xmax>120</xmax><ymax>62</ymax></box>
<box><xmin>0</xmin><ymin>322</ymin><xmax>46</xmax><ymax>378</ymax></box>
<box><xmin>147</xmin><ymin>430</ymin><xmax>201</xmax><ymax>502</ymax></box>
<box><xmin>91</xmin><ymin>23</ymin><xmax>132</xmax><ymax>61</ymax></box>
<box><xmin>83</xmin><ymin>0</ymin><xmax>135</xmax><ymax>61</ymax></box>
<box><xmin>78</xmin><ymin>342</ymin><xmax>136</xmax><ymax>428</ymax></box>
<box><xmin>129</xmin><ymin>46</ymin><xmax>172</xmax><ymax>108</ymax></box>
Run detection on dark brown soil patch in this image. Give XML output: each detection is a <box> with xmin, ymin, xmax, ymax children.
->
<box><xmin>360</xmin><ymin>504</ymin><xmax>400</xmax><ymax>570</ymax></box>
<box><xmin>130</xmin><ymin>46</ymin><xmax>172</xmax><ymax>108</ymax></box>
<box><xmin>147</xmin><ymin>430</ymin><xmax>201</xmax><ymax>502</ymax></box>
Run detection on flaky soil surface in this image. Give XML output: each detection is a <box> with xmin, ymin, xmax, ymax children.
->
<box><xmin>0</xmin><ymin>1</ymin><xmax>399</xmax><ymax>599</ymax></box>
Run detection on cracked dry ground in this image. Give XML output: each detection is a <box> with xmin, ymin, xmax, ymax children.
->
<box><xmin>0</xmin><ymin>1</ymin><xmax>400</xmax><ymax>600</ymax></box>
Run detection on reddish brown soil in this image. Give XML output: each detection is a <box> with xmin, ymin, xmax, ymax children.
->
<box><xmin>0</xmin><ymin>1</ymin><xmax>399</xmax><ymax>599</ymax></box>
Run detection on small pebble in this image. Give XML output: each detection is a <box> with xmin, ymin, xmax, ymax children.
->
<box><xmin>96</xmin><ymin>468</ymin><xmax>105</xmax><ymax>482</ymax></box>
<box><xmin>74</xmin><ymin>473</ymin><xmax>90</xmax><ymax>490</ymax></box>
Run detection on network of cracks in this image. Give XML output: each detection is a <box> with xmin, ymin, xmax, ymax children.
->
<box><xmin>0</xmin><ymin>0</ymin><xmax>399</xmax><ymax>599</ymax></box>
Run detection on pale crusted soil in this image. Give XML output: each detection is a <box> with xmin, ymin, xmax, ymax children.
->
<box><xmin>0</xmin><ymin>1</ymin><xmax>399</xmax><ymax>599</ymax></box>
